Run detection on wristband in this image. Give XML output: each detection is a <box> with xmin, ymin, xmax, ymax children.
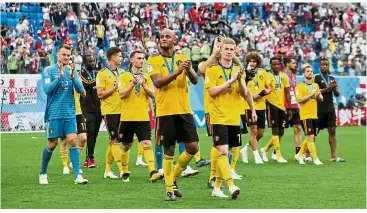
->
<box><xmin>258</xmin><ymin>90</ymin><xmax>267</xmax><ymax>97</ymax></box>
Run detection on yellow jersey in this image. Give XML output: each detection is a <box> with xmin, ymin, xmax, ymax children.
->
<box><xmin>147</xmin><ymin>53</ymin><xmax>192</xmax><ymax>117</ymax></box>
<box><xmin>96</xmin><ymin>67</ymin><xmax>124</xmax><ymax>115</ymax></box>
<box><xmin>296</xmin><ymin>82</ymin><xmax>320</xmax><ymax>120</ymax></box>
<box><xmin>119</xmin><ymin>71</ymin><xmax>153</xmax><ymax>121</ymax></box>
<box><xmin>246</xmin><ymin>68</ymin><xmax>268</xmax><ymax>110</ymax></box>
<box><xmin>266</xmin><ymin>71</ymin><xmax>290</xmax><ymax>111</ymax></box>
<box><xmin>205</xmin><ymin>64</ymin><xmax>242</xmax><ymax>125</ymax></box>
<box><xmin>74</xmin><ymin>90</ymin><xmax>82</xmax><ymax>115</ymax></box>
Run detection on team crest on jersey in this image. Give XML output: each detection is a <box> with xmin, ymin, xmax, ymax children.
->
<box><xmin>281</xmin><ymin>77</ymin><xmax>284</xmax><ymax>82</ymax></box>
<box><xmin>215</xmin><ymin>136</ymin><xmax>220</xmax><ymax>142</ymax></box>
<box><xmin>259</xmin><ymin>75</ymin><xmax>263</xmax><ymax>80</ymax></box>
<box><xmin>147</xmin><ymin>65</ymin><xmax>153</xmax><ymax>73</ymax></box>
<box><xmin>176</xmin><ymin>60</ymin><xmax>182</xmax><ymax>66</ymax></box>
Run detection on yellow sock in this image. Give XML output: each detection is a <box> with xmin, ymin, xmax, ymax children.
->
<box><xmin>121</xmin><ymin>148</ymin><xmax>130</xmax><ymax>173</ymax></box>
<box><xmin>263</xmin><ymin>139</ymin><xmax>273</xmax><ymax>152</ymax></box>
<box><xmin>194</xmin><ymin>145</ymin><xmax>201</xmax><ymax>162</ymax></box>
<box><xmin>78</xmin><ymin>146</ymin><xmax>83</xmax><ymax>156</ymax></box>
<box><xmin>209</xmin><ymin>147</ymin><xmax>218</xmax><ymax>182</ymax></box>
<box><xmin>306</xmin><ymin>138</ymin><xmax>318</xmax><ymax>161</ymax></box>
<box><xmin>298</xmin><ymin>138</ymin><xmax>308</xmax><ymax>157</ymax></box>
<box><xmin>215</xmin><ymin>158</ymin><xmax>223</xmax><ymax>188</ymax></box>
<box><xmin>163</xmin><ymin>155</ymin><xmax>174</xmax><ymax>193</ymax></box>
<box><xmin>142</xmin><ymin>144</ymin><xmax>155</xmax><ymax>173</ymax></box>
<box><xmin>173</xmin><ymin>151</ymin><xmax>194</xmax><ymax>181</ymax></box>
<box><xmin>272</xmin><ymin>136</ymin><xmax>282</xmax><ymax>159</ymax></box>
<box><xmin>60</xmin><ymin>149</ymin><xmax>69</xmax><ymax>168</ymax></box>
<box><xmin>111</xmin><ymin>143</ymin><xmax>124</xmax><ymax>173</ymax></box>
<box><xmin>137</xmin><ymin>142</ymin><xmax>144</xmax><ymax>158</ymax></box>
<box><xmin>217</xmin><ymin>155</ymin><xmax>233</xmax><ymax>187</ymax></box>
<box><xmin>230</xmin><ymin>146</ymin><xmax>240</xmax><ymax>169</ymax></box>
<box><xmin>105</xmin><ymin>144</ymin><xmax>113</xmax><ymax>173</ymax></box>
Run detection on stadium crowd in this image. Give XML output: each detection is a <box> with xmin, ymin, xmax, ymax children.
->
<box><xmin>1</xmin><ymin>2</ymin><xmax>366</xmax><ymax>76</ymax></box>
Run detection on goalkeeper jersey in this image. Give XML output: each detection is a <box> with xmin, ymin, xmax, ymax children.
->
<box><xmin>42</xmin><ymin>64</ymin><xmax>85</xmax><ymax>121</ymax></box>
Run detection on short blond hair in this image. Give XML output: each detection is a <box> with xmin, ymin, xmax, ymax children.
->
<box><xmin>220</xmin><ymin>38</ymin><xmax>236</xmax><ymax>47</ymax></box>
<box><xmin>302</xmin><ymin>63</ymin><xmax>313</xmax><ymax>72</ymax></box>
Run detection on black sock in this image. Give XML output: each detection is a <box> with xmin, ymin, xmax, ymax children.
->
<box><xmin>296</xmin><ymin>147</ymin><xmax>301</xmax><ymax>154</ymax></box>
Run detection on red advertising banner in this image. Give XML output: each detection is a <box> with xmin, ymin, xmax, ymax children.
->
<box><xmin>337</xmin><ymin>108</ymin><xmax>367</xmax><ymax>126</ymax></box>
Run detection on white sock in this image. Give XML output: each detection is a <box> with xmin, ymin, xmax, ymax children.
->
<box><xmin>253</xmin><ymin>150</ymin><xmax>261</xmax><ymax>158</ymax></box>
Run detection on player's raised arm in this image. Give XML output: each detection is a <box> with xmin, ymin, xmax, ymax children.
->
<box><xmin>198</xmin><ymin>36</ymin><xmax>222</xmax><ymax>76</ymax></box>
<box><xmin>184</xmin><ymin>61</ymin><xmax>198</xmax><ymax>85</ymax></box>
<box><xmin>42</xmin><ymin>66</ymin><xmax>62</xmax><ymax>95</ymax></box>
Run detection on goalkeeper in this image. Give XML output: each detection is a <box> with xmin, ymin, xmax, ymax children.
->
<box><xmin>39</xmin><ymin>44</ymin><xmax>88</xmax><ymax>185</ymax></box>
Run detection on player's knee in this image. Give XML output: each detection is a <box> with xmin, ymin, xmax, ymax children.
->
<box><xmin>216</xmin><ymin>145</ymin><xmax>228</xmax><ymax>156</ymax></box>
<box><xmin>257</xmin><ymin>129</ymin><xmax>264</xmax><ymax>138</ymax></box>
<box><xmin>163</xmin><ymin>145</ymin><xmax>175</xmax><ymax>156</ymax></box>
<box><xmin>250</xmin><ymin>126</ymin><xmax>258</xmax><ymax>136</ymax></box>
<box><xmin>67</xmin><ymin>137</ymin><xmax>78</xmax><ymax>147</ymax></box>
<box><xmin>294</xmin><ymin>125</ymin><xmax>301</xmax><ymax>134</ymax></box>
<box><xmin>328</xmin><ymin>128</ymin><xmax>336</xmax><ymax>137</ymax></box>
<box><xmin>186</xmin><ymin>146</ymin><xmax>198</xmax><ymax>156</ymax></box>
<box><xmin>141</xmin><ymin>140</ymin><xmax>152</xmax><ymax>148</ymax></box>
<box><xmin>47</xmin><ymin>140</ymin><xmax>58</xmax><ymax>150</ymax></box>
<box><xmin>121</xmin><ymin>142</ymin><xmax>131</xmax><ymax>151</ymax></box>
<box><xmin>78</xmin><ymin>133</ymin><xmax>87</xmax><ymax>144</ymax></box>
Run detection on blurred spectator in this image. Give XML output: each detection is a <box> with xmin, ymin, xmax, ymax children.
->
<box><xmin>7</xmin><ymin>51</ymin><xmax>18</xmax><ymax>74</ymax></box>
<box><xmin>1</xmin><ymin>2</ymin><xmax>366</xmax><ymax>76</ymax></box>
<box><xmin>347</xmin><ymin>95</ymin><xmax>358</xmax><ymax>109</ymax></box>
<box><xmin>72</xmin><ymin>50</ymin><xmax>83</xmax><ymax>72</ymax></box>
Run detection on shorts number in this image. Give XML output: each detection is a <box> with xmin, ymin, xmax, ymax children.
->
<box><xmin>282</xmin><ymin>120</ymin><xmax>286</xmax><ymax>128</ymax></box>
<box><xmin>81</xmin><ymin>123</ymin><xmax>86</xmax><ymax>131</ymax></box>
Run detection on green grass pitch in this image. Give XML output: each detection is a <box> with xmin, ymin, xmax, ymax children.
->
<box><xmin>1</xmin><ymin>127</ymin><xmax>366</xmax><ymax>209</ymax></box>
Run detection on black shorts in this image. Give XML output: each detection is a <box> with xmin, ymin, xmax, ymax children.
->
<box><xmin>76</xmin><ymin>114</ymin><xmax>87</xmax><ymax>134</ymax></box>
<box><xmin>155</xmin><ymin>114</ymin><xmax>199</xmax><ymax>146</ymax></box>
<box><xmin>118</xmin><ymin>121</ymin><xmax>151</xmax><ymax>143</ymax></box>
<box><xmin>104</xmin><ymin>114</ymin><xmax>120</xmax><ymax>140</ymax></box>
<box><xmin>286</xmin><ymin>108</ymin><xmax>301</xmax><ymax>127</ymax></box>
<box><xmin>205</xmin><ymin>113</ymin><xmax>213</xmax><ymax>136</ymax></box>
<box><xmin>266</xmin><ymin>103</ymin><xmax>287</xmax><ymax>128</ymax></box>
<box><xmin>317</xmin><ymin>110</ymin><xmax>337</xmax><ymax>130</ymax></box>
<box><xmin>212</xmin><ymin>124</ymin><xmax>242</xmax><ymax>148</ymax></box>
<box><xmin>301</xmin><ymin>119</ymin><xmax>318</xmax><ymax>136</ymax></box>
<box><xmin>246</xmin><ymin>109</ymin><xmax>266</xmax><ymax>129</ymax></box>
<box><xmin>240</xmin><ymin>114</ymin><xmax>248</xmax><ymax>134</ymax></box>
